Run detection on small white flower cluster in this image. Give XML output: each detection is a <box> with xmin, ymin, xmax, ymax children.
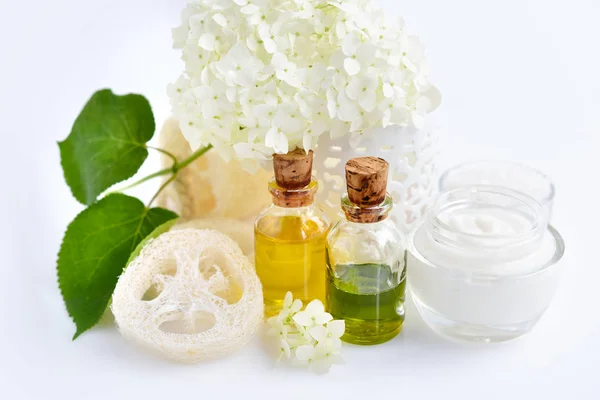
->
<box><xmin>267</xmin><ymin>292</ymin><xmax>345</xmax><ymax>372</ymax></box>
<box><xmin>169</xmin><ymin>0</ymin><xmax>440</xmax><ymax>168</ymax></box>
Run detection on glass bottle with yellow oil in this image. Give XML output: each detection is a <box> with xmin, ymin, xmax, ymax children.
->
<box><xmin>326</xmin><ymin>157</ymin><xmax>406</xmax><ymax>345</ymax></box>
<box><xmin>255</xmin><ymin>148</ymin><xmax>330</xmax><ymax>317</ymax></box>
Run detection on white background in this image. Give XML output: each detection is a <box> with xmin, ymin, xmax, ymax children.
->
<box><xmin>1</xmin><ymin>0</ymin><xmax>598</xmax><ymax>399</ymax></box>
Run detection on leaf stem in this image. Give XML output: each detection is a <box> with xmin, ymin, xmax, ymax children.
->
<box><xmin>105</xmin><ymin>144</ymin><xmax>213</xmax><ymax>195</ymax></box>
<box><xmin>105</xmin><ymin>167</ymin><xmax>173</xmax><ymax>194</ymax></box>
<box><xmin>175</xmin><ymin>144</ymin><xmax>213</xmax><ymax>172</ymax></box>
<box><xmin>147</xmin><ymin>145</ymin><xmax>178</xmax><ymax>166</ymax></box>
<box><xmin>147</xmin><ymin>173</ymin><xmax>177</xmax><ymax>207</ymax></box>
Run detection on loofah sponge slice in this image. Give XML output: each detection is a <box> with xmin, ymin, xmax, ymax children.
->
<box><xmin>171</xmin><ymin>217</ymin><xmax>254</xmax><ymax>259</ymax></box>
<box><xmin>111</xmin><ymin>229</ymin><xmax>264</xmax><ymax>363</ymax></box>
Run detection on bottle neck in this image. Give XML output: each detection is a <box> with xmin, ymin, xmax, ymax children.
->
<box><xmin>269</xmin><ymin>178</ymin><xmax>317</xmax><ymax>208</ymax></box>
<box><xmin>341</xmin><ymin>194</ymin><xmax>393</xmax><ymax>223</ymax></box>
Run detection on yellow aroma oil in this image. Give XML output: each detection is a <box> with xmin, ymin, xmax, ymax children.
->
<box><xmin>254</xmin><ymin>149</ymin><xmax>330</xmax><ymax>317</ymax></box>
<box><xmin>255</xmin><ymin>214</ymin><xmax>328</xmax><ymax>316</ymax></box>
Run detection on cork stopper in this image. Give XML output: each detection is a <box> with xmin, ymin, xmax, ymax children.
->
<box><xmin>345</xmin><ymin>157</ymin><xmax>389</xmax><ymax>207</ymax></box>
<box><xmin>272</xmin><ymin>148</ymin><xmax>313</xmax><ymax>189</ymax></box>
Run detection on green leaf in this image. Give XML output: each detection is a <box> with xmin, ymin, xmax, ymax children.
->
<box><xmin>58</xmin><ymin>89</ymin><xmax>155</xmax><ymax>205</ymax></box>
<box><xmin>57</xmin><ymin>193</ymin><xmax>177</xmax><ymax>339</ymax></box>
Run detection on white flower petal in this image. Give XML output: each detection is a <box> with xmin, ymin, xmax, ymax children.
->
<box><xmin>249</xmin><ymin>12</ymin><xmax>263</xmax><ymax>25</ymax></box>
<box><xmin>274</xmin><ymin>130</ymin><xmax>289</xmax><ymax>153</ymax></box>
<box><xmin>202</xmin><ymin>99</ymin><xmax>219</xmax><ymax>119</ymax></box>
<box><xmin>198</xmin><ymin>33</ymin><xmax>215</xmax><ymax>51</ymax></box>
<box><xmin>403</xmin><ymin>58</ymin><xmax>417</xmax><ymax>72</ymax></box>
<box><xmin>315</xmin><ymin>341</ymin><xmax>332</xmax><ymax>357</ymax></box>
<box><xmin>330</xmin><ymin>337</ymin><xmax>342</xmax><ymax>350</ymax></box>
<box><xmin>327</xmin><ymin>88</ymin><xmax>338</xmax><ymax>119</ymax></box>
<box><xmin>233</xmin><ymin>142</ymin><xmax>254</xmax><ymax>159</ymax></box>
<box><xmin>212</xmin><ymin>13</ymin><xmax>227</xmax><ymax>27</ymax></box>
<box><xmin>280</xmin><ymin>340</ymin><xmax>291</xmax><ymax>359</ymax></box>
<box><xmin>314</xmin><ymin>312</ymin><xmax>333</xmax><ymax>325</ymax></box>
<box><xmin>264</xmin><ymin>38</ymin><xmax>277</xmax><ymax>53</ymax></box>
<box><xmin>309</xmin><ymin>325</ymin><xmax>328</xmax><ymax>342</ymax></box>
<box><xmin>359</xmin><ymin>91</ymin><xmax>376</xmax><ymax>112</ymax></box>
<box><xmin>246</xmin><ymin>36</ymin><xmax>259</xmax><ymax>51</ymax></box>
<box><xmin>226</xmin><ymin>87</ymin><xmax>237</xmax><ymax>103</ymax></box>
<box><xmin>338</xmin><ymin>92</ymin><xmax>359</xmax><ymax>122</ymax></box>
<box><xmin>345</xmin><ymin>76</ymin><xmax>362</xmax><ymax>100</ymax></box>
<box><xmin>200</xmin><ymin>67</ymin><xmax>210</xmax><ymax>86</ymax></box>
<box><xmin>383</xmin><ymin>83</ymin><xmax>394</xmax><ymax>98</ymax></box>
<box><xmin>336</xmin><ymin>21</ymin><xmax>347</xmax><ymax>39</ymax></box>
<box><xmin>266</xmin><ymin>316</ymin><xmax>287</xmax><ymax>337</ymax></box>
<box><xmin>330</xmin><ymin>50</ymin><xmax>345</xmax><ymax>70</ymax></box>
<box><xmin>356</xmin><ymin>44</ymin><xmax>376</xmax><ymax>63</ymax></box>
<box><xmin>305</xmin><ymin>299</ymin><xmax>325</xmax><ymax>315</ymax></box>
<box><xmin>292</xmin><ymin>311</ymin><xmax>313</xmax><ymax>327</ymax></box>
<box><xmin>342</xmin><ymin>33</ymin><xmax>360</xmax><ymax>56</ymax></box>
<box><xmin>275</xmin><ymin>109</ymin><xmax>303</xmax><ymax>133</ymax></box>
<box><xmin>277</xmin><ymin>308</ymin><xmax>291</xmax><ymax>321</ymax></box>
<box><xmin>382</xmin><ymin>109</ymin><xmax>392</xmax><ymax>127</ymax></box>
<box><xmin>350</xmin><ymin>117</ymin><xmax>363</xmax><ymax>132</ymax></box>
<box><xmin>327</xmin><ymin>320</ymin><xmax>345</xmax><ymax>338</ymax></box>
<box><xmin>310</xmin><ymin>358</ymin><xmax>333</xmax><ymax>374</ymax></box>
<box><xmin>422</xmin><ymin>86</ymin><xmax>442</xmax><ymax>112</ymax></box>
<box><xmin>291</xmin><ymin>299</ymin><xmax>303</xmax><ymax>313</ymax></box>
<box><xmin>271</xmin><ymin>52</ymin><xmax>288</xmax><ymax>70</ymax></box>
<box><xmin>241</xmin><ymin>4</ymin><xmax>259</xmax><ymax>15</ymax></box>
<box><xmin>302</xmin><ymin>132</ymin><xmax>312</xmax><ymax>151</ymax></box>
<box><xmin>258</xmin><ymin>23</ymin><xmax>270</xmax><ymax>40</ymax></box>
<box><xmin>283</xmin><ymin>291</ymin><xmax>293</xmax><ymax>308</ymax></box>
<box><xmin>295</xmin><ymin>345</ymin><xmax>315</xmax><ymax>362</ymax></box>
<box><xmin>264</xmin><ymin>126</ymin><xmax>278</xmax><ymax>148</ymax></box>
<box><xmin>344</xmin><ymin>58</ymin><xmax>361</xmax><ymax>76</ymax></box>
<box><xmin>235</xmin><ymin>70</ymin><xmax>257</xmax><ymax>87</ymax></box>
<box><xmin>416</xmin><ymin>96</ymin><xmax>432</xmax><ymax>113</ymax></box>
<box><xmin>266</xmin><ymin>315</ymin><xmax>280</xmax><ymax>331</ymax></box>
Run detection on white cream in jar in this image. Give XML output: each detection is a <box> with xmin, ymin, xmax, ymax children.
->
<box><xmin>408</xmin><ymin>186</ymin><xmax>565</xmax><ymax>342</ymax></box>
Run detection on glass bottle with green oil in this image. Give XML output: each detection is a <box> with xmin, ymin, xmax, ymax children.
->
<box><xmin>326</xmin><ymin>157</ymin><xmax>406</xmax><ymax>345</ymax></box>
<box><xmin>255</xmin><ymin>148</ymin><xmax>330</xmax><ymax>317</ymax></box>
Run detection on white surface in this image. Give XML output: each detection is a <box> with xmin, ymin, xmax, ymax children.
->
<box><xmin>1</xmin><ymin>0</ymin><xmax>598</xmax><ymax>399</ymax></box>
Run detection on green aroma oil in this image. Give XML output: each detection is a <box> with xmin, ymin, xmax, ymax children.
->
<box><xmin>326</xmin><ymin>262</ymin><xmax>405</xmax><ymax>345</ymax></box>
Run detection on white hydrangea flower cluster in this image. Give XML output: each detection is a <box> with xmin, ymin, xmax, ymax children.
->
<box><xmin>267</xmin><ymin>292</ymin><xmax>345</xmax><ymax>373</ymax></box>
<box><xmin>169</xmin><ymin>0</ymin><xmax>440</xmax><ymax>167</ymax></box>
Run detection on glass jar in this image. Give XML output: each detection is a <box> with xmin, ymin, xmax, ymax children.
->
<box><xmin>408</xmin><ymin>186</ymin><xmax>565</xmax><ymax>342</ymax></box>
<box><xmin>439</xmin><ymin>161</ymin><xmax>555</xmax><ymax>219</ymax></box>
<box><xmin>255</xmin><ymin>179</ymin><xmax>330</xmax><ymax>317</ymax></box>
<box><xmin>326</xmin><ymin>194</ymin><xmax>407</xmax><ymax>345</ymax></box>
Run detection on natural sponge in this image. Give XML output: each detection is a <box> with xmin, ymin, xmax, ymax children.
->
<box><xmin>157</xmin><ymin>117</ymin><xmax>271</xmax><ymax>220</ymax></box>
<box><xmin>111</xmin><ymin>229</ymin><xmax>264</xmax><ymax>362</ymax></box>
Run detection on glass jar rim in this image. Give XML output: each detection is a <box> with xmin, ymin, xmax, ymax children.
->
<box><xmin>409</xmin><ymin>223</ymin><xmax>565</xmax><ymax>280</ymax></box>
<box><xmin>439</xmin><ymin>160</ymin><xmax>555</xmax><ymax>207</ymax></box>
<box><xmin>428</xmin><ymin>186</ymin><xmax>548</xmax><ymax>251</ymax></box>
